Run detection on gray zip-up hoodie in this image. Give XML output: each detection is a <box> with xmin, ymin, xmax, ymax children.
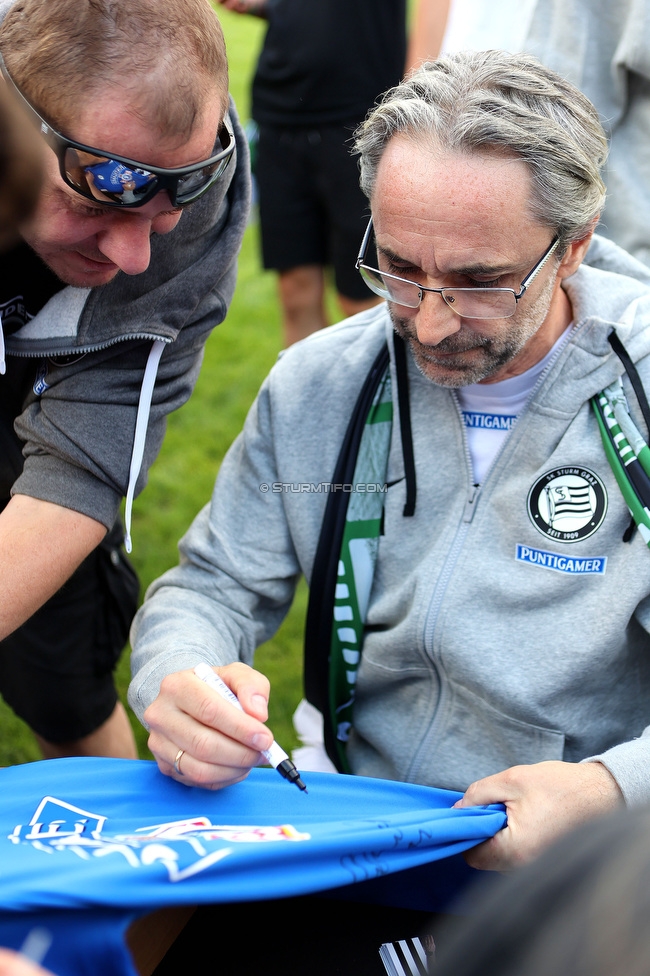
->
<box><xmin>130</xmin><ymin>235</ymin><xmax>650</xmax><ymax>805</ymax></box>
<box><xmin>0</xmin><ymin>0</ymin><xmax>250</xmax><ymax>545</ymax></box>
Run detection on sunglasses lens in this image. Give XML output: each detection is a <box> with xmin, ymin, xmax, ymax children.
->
<box><xmin>174</xmin><ymin>123</ymin><xmax>234</xmax><ymax>204</ymax></box>
<box><xmin>174</xmin><ymin>156</ymin><xmax>231</xmax><ymax>204</ymax></box>
<box><xmin>63</xmin><ymin>148</ymin><xmax>158</xmax><ymax>205</ymax></box>
<box><xmin>61</xmin><ymin>121</ymin><xmax>234</xmax><ymax>208</ymax></box>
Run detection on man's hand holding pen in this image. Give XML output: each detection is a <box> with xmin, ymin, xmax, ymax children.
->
<box><xmin>144</xmin><ymin>662</ymin><xmax>276</xmax><ymax>790</ymax></box>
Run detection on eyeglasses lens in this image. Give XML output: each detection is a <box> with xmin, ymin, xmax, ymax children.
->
<box><xmin>360</xmin><ymin>266</ymin><xmax>517</xmax><ymax>319</ymax></box>
<box><xmin>359</xmin><ymin>266</ymin><xmax>420</xmax><ymax>307</ymax></box>
<box><xmin>445</xmin><ymin>291</ymin><xmax>517</xmax><ymax>319</ymax></box>
<box><xmin>62</xmin><ymin>145</ymin><xmax>232</xmax><ymax>207</ymax></box>
<box><xmin>175</xmin><ymin>122</ymin><xmax>233</xmax><ymax>203</ymax></box>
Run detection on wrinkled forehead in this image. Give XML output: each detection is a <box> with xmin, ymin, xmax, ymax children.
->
<box><xmin>370</xmin><ymin>135</ymin><xmax>551</xmax><ymax>269</ymax></box>
<box><xmin>373</xmin><ymin>133</ymin><xmax>534</xmax><ymax>200</ymax></box>
<box><xmin>371</xmin><ymin>134</ymin><xmax>538</xmax><ymax>234</ymax></box>
<box><xmin>83</xmin><ymin>72</ymin><xmax>226</xmax><ymax>136</ymax></box>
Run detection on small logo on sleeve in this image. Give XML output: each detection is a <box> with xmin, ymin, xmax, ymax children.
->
<box><xmin>527</xmin><ymin>466</ymin><xmax>607</xmax><ymax>543</ymax></box>
<box><xmin>33</xmin><ymin>361</ymin><xmax>50</xmax><ymax>395</ymax></box>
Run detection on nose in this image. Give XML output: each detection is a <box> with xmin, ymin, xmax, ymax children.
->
<box><xmin>94</xmin><ymin>197</ymin><xmax>182</xmax><ymax>276</ymax></box>
<box><xmin>96</xmin><ymin>212</ymin><xmax>154</xmax><ymax>275</ymax></box>
<box><xmin>412</xmin><ymin>291</ymin><xmax>462</xmax><ymax>346</ymax></box>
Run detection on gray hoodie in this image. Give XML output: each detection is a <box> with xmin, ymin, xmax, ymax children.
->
<box><xmin>0</xmin><ymin>0</ymin><xmax>251</xmax><ymax>545</ymax></box>
<box><xmin>130</xmin><ymin>235</ymin><xmax>650</xmax><ymax>804</ymax></box>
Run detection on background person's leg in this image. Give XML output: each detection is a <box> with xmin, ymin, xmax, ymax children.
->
<box><xmin>338</xmin><ymin>293</ymin><xmax>381</xmax><ymax>319</ymax></box>
<box><xmin>278</xmin><ymin>264</ymin><xmax>328</xmax><ymax>346</ymax></box>
<box><xmin>35</xmin><ymin>700</ymin><xmax>136</xmax><ymax>759</ymax></box>
<box><xmin>317</xmin><ymin>124</ymin><xmax>382</xmax><ymax>323</ymax></box>
<box><xmin>257</xmin><ymin>126</ymin><xmax>329</xmax><ymax>346</ymax></box>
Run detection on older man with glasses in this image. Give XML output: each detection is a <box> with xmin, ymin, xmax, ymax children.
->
<box><xmin>0</xmin><ymin>0</ymin><xmax>249</xmax><ymax>761</ymax></box>
<box><xmin>131</xmin><ymin>50</ymin><xmax>650</xmax><ymax>872</ymax></box>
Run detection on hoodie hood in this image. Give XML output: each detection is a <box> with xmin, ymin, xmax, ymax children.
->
<box><xmin>558</xmin><ymin>235</ymin><xmax>650</xmax><ymax>392</ymax></box>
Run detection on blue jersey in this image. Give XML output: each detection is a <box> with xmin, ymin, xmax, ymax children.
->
<box><xmin>85</xmin><ymin>160</ymin><xmax>153</xmax><ymax>195</ymax></box>
<box><xmin>0</xmin><ymin>758</ymin><xmax>505</xmax><ymax>976</ymax></box>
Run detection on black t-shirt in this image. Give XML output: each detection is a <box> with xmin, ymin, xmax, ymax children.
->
<box><xmin>1</xmin><ymin>240</ymin><xmax>64</xmax><ymax>337</ymax></box>
<box><xmin>252</xmin><ymin>0</ymin><xmax>407</xmax><ymax>128</ymax></box>
<box><xmin>0</xmin><ymin>241</ymin><xmax>65</xmax><ymax>497</ymax></box>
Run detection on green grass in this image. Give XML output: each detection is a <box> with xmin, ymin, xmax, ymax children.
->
<box><xmin>0</xmin><ymin>6</ymin><xmax>305</xmax><ymax>765</ymax></box>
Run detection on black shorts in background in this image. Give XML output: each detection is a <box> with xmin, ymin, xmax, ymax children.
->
<box><xmin>255</xmin><ymin>122</ymin><xmax>375</xmax><ymax>301</ymax></box>
<box><xmin>0</xmin><ymin>518</ymin><xmax>139</xmax><ymax>742</ymax></box>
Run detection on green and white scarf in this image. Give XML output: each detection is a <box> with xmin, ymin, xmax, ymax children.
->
<box><xmin>592</xmin><ymin>331</ymin><xmax>650</xmax><ymax>548</ymax></box>
<box><xmin>328</xmin><ymin>368</ymin><xmax>393</xmax><ymax>772</ymax></box>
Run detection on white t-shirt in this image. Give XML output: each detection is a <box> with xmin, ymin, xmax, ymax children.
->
<box><xmin>456</xmin><ymin>327</ymin><xmax>573</xmax><ymax>483</ymax></box>
<box><xmin>441</xmin><ymin>0</ymin><xmax>536</xmax><ymax>55</ymax></box>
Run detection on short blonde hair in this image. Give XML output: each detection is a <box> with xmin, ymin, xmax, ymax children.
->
<box><xmin>0</xmin><ymin>0</ymin><xmax>228</xmax><ymax>141</ymax></box>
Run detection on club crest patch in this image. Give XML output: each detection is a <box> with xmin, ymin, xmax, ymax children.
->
<box><xmin>527</xmin><ymin>466</ymin><xmax>607</xmax><ymax>543</ymax></box>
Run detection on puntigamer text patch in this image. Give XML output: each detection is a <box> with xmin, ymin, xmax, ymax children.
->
<box><xmin>516</xmin><ymin>544</ymin><xmax>607</xmax><ymax>575</ymax></box>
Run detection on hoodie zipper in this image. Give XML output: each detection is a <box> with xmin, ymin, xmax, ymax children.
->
<box><xmin>4</xmin><ymin>331</ymin><xmax>173</xmax><ymax>359</ymax></box>
<box><xmin>408</xmin><ymin>323</ymin><xmax>582</xmax><ymax>781</ymax></box>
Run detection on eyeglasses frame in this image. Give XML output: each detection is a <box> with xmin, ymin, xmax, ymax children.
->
<box><xmin>356</xmin><ymin>217</ymin><xmax>561</xmax><ymax>317</ymax></box>
<box><xmin>0</xmin><ymin>51</ymin><xmax>235</xmax><ymax>209</ymax></box>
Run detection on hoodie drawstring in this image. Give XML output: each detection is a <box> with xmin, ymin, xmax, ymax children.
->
<box><xmin>123</xmin><ymin>338</ymin><xmax>166</xmax><ymax>553</ymax></box>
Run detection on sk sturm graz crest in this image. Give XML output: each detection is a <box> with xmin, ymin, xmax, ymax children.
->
<box><xmin>527</xmin><ymin>466</ymin><xmax>608</xmax><ymax>543</ymax></box>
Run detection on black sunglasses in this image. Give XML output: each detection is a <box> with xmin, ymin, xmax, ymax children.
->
<box><xmin>0</xmin><ymin>52</ymin><xmax>235</xmax><ymax>209</ymax></box>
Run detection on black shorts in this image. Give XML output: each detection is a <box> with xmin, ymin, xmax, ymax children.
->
<box><xmin>0</xmin><ymin>517</ymin><xmax>139</xmax><ymax>742</ymax></box>
<box><xmin>255</xmin><ymin>122</ymin><xmax>374</xmax><ymax>301</ymax></box>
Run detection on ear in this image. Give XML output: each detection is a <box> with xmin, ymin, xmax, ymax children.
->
<box><xmin>556</xmin><ymin>220</ymin><xmax>598</xmax><ymax>281</ymax></box>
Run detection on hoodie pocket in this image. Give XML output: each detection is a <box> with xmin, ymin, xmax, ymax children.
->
<box><xmin>408</xmin><ymin>679</ymin><xmax>566</xmax><ymax>791</ymax></box>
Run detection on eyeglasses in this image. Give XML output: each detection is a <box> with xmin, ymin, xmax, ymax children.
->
<box><xmin>0</xmin><ymin>52</ymin><xmax>235</xmax><ymax>209</ymax></box>
<box><xmin>356</xmin><ymin>218</ymin><xmax>560</xmax><ymax>320</ymax></box>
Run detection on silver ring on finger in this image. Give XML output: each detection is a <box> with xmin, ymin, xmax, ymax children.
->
<box><xmin>173</xmin><ymin>748</ymin><xmax>185</xmax><ymax>776</ymax></box>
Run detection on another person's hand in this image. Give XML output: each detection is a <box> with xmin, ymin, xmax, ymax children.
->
<box><xmin>144</xmin><ymin>662</ymin><xmax>275</xmax><ymax>789</ymax></box>
<box><xmin>214</xmin><ymin>0</ymin><xmax>268</xmax><ymax>16</ymax></box>
<box><xmin>0</xmin><ymin>949</ymin><xmax>54</xmax><ymax>976</ymax></box>
<box><xmin>454</xmin><ymin>760</ymin><xmax>624</xmax><ymax>871</ymax></box>
<box><xmin>0</xmin><ymin>84</ymin><xmax>43</xmax><ymax>251</ymax></box>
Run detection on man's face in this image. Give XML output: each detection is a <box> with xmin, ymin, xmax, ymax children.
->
<box><xmin>371</xmin><ymin>137</ymin><xmax>578</xmax><ymax>387</ymax></box>
<box><xmin>19</xmin><ymin>87</ymin><xmax>226</xmax><ymax>287</ymax></box>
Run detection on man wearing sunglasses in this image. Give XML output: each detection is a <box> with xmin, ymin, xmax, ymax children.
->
<box><xmin>131</xmin><ymin>51</ymin><xmax>650</xmax><ymax>873</ymax></box>
<box><xmin>0</xmin><ymin>0</ymin><xmax>249</xmax><ymax>761</ymax></box>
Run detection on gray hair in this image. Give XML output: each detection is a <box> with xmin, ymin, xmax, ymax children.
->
<box><xmin>354</xmin><ymin>50</ymin><xmax>608</xmax><ymax>249</ymax></box>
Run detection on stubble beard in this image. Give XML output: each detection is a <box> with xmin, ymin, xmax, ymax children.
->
<box><xmin>389</xmin><ymin>271</ymin><xmax>557</xmax><ymax>388</ymax></box>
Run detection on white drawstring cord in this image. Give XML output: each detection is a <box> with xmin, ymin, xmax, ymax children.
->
<box><xmin>123</xmin><ymin>339</ymin><xmax>166</xmax><ymax>553</ymax></box>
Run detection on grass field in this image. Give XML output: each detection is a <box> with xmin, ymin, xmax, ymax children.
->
<box><xmin>0</xmin><ymin>7</ymin><xmax>307</xmax><ymax>765</ymax></box>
